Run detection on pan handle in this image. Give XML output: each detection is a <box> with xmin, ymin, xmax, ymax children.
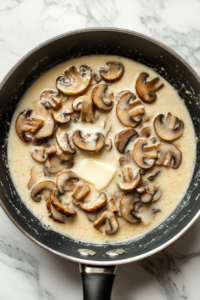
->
<box><xmin>80</xmin><ymin>264</ymin><xmax>117</xmax><ymax>300</ymax></box>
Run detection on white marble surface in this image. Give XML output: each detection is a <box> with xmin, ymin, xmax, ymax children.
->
<box><xmin>0</xmin><ymin>0</ymin><xmax>200</xmax><ymax>299</ymax></box>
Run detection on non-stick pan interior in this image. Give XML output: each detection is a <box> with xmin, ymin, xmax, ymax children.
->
<box><xmin>0</xmin><ymin>29</ymin><xmax>200</xmax><ymax>265</ymax></box>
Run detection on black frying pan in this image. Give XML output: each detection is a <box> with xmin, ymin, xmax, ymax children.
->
<box><xmin>0</xmin><ymin>28</ymin><xmax>200</xmax><ymax>300</ymax></box>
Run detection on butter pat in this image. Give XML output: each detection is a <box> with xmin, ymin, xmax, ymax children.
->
<box><xmin>77</xmin><ymin>159</ymin><xmax>117</xmax><ymax>190</ymax></box>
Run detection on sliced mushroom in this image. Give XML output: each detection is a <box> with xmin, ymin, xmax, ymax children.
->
<box><xmin>116</xmin><ymin>91</ymin><xmax>145</xmax><ymax>127</ymax></box>
<box><xmin>28</xmin><ymin>167</ymin><xmax>42</xmax><ymax>190</ymax></box>
<box><xmin>52</xmin><ymin>99</ymin><xmax>73</xmax><ymax>125</ymax></box>
<box><xmin>117</xmin><ymin>168</ymin><xmax>141</xmax><ymax>191</ymax></box>
<box><xmin>55</xmin><ymin>143</ymin><xmax>73</xmax><ymax>162</ymax></box>
<box><xmin>51</xmin><ymin>189</ymin><xmax>76</xmax><ymax>217</ymax></box>
<box><xmin>154</xmin><ymin>113</ymin><xmax>184</xmax><ymax>141</ymax></box>
<box><xmin>31</xmin><ymin>180</ymin><xmax>56</xmax><ymax>202</ymax></box>
<box><xmin>31</xmin><ymin>147</ymin><xmax>47</xmax><ymax>162</ymax></box>
<box><xmin>73</xmin><ymin>95</ymin><xmax>95</xmax><ymax>123</ymax></box>
<box><xmin>46</xmin><ymin>144</ymin><xmax>57</xmax><ymax>155</ymax></box>
<box><xmin>104</xmin><ymin>138</ymin><xmax>112</xmax><ymax>151</ymax></box>
<box><xmin>136</xmin><ymin>179</ymin><xmax>149</xmax><ymax>193</ymax></box>
<box><xmin>73</xmin><ymin>193</ymin><xmax>107</xmax><ymax>212</ymax></box>
<box><xmin>136</xmin><ymin>72</ymin><xmax>164</xmax><ymax>103</ymax></box>
<box><xmin>133</xmin><ymin>203</ymin><xmax>158</xmax><ymax>225</ymax></box>
<box><xmin>16</xmin><ymin>109</ymin><xmax>44</xmax><ymax>142</ymax></box>
<box><xmin>156</xmin><ymin>143</ymin><xmax>182</xmax><ymax>169</ymax></box>
<box><xmin>140</xmin><ymin>192</ymin><xmax>153</xmax><ymax>203</ymax></box>
<box><xmin>44</xmin><ymin>155</ymin><xmax>73</xmax><ymax>174</ymax></box>
<box><xmin>40</xmin><ymin>89</ymin><xmax>66</xmax><ymax>110</ymax></box>
<box><xmin>119</xmin><ymin>157</ymin><xmax>126</xmax><ymax>167</ymax></box>
<box><xmin>56</xmin><ymin>65</ymin><xmax>92</xmax><ymax>95</ymax></box>
<box><xmin>146</xmin><ymin>168</ymin><xmax>161</xmax><ymax>181</ymax></box>
<box><xmin>140</xmin><ymin>126</ymin><xmax>151</xmax><ymax>138</ymax></box>
<box><xmin>46</xmin><ymin>199</ymin><xmax>65</xmax><ymax>223</ymax></box>
<box><xmin>56</xmin><ymin>170</ymin><xmax>79</xmax><ymax>194</ymax></box>
<box><xmin>33</xmin><ymin>102</ymin><xmax>54</xmax><ymax>139</ymax></box>
<box><xmin>99</xmin><ymin>62</ymin><xmax>124</xmax><ymax>82</ymax></box>
<box><xmin>152</xmin><ymin>187</ymin><xmax>162</xmax><ymax>202</ymax></box>
<box><xmin>87</xmin><ymin>198</ymin><xmax>119</xmax><ymax>223</ymax></box>
<box><xmin>93</xmin><ymin>211</ymin><xmax>119</xmax><ymax>235</ymax></box>
<box><xmin>72</xmin><ymin>130</ymin><xmax>105</xmax><ymax>152</ymax></box>
<box><xmin>56</xmin><ymin>128</ymin><xmax>76</xmax><ymax>154</ymax></box>
<box><xmin>115</xmin><ymin>128</ymin><xmax>138</xmax><ymax>153</ymax></box>
<box><xmin>120</xmin><ymin>193</ymin><xmax>140</xmax><ymax>223</ymax></box>
<box><xmin>132</xmin><ymin>138</ymin><xmax>158</xmax><ymax>169</ymax></box>
<box><xmin>91</xmin><ymin>84</ymin><xmax>114</xmax><ymax>111</ymax></box>
<box><xmin>71</xmin><ymin>182</ymin><xmax>90</xmax><ymax>200</ymax></box>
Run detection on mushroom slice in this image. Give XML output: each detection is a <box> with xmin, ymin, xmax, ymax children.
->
<box><xmin>46</xmin><ymin>144</ymin><xmax>57</xmax><ymax>155</ymax></box>
<box><xmin>99</xmin><ymin>62</ymin><xmax>124</xmax><ymax>82</ymax></box>
<box><xmin>156</xmin><ymin>143</ymin><xmax>182</xmax><ymax>169</ymax></box>
<box><xmin>73</xmin><ymin>95</ymin><xmax>95</xmax><ymax>123</ymax></box>
<box><xmin>51</xmin><ymin>189</ymin><xmax>76</xmax><ymax>217</ymax></box>
<box><xmin>104</xmin><ymin>138</ymin><xmax>112</xmax><ymax>151</ymax></box>
<box><xmin>117</xmin><ymin>168</ymin><xmax>141</xmax><ymax>191</ymax></box>
<box><xmin>31</xmin><ymin>180</ymin><xmax>56</xmax><ymax>202</ymax></box>
<box><xmin>134</xmin><ymin>203</ymin><xmax>159</xmax><ymax>225</ymax></box>
<box><xmin>93</xmin><ymin>211</ymin><xmax>119</xmax><ymax>235</ymax></box>
<box><xmin>91</xmin><ymin>84</ymin><xmax>114</xmax><ymax>111</ymax></box>
<box><xmin>44</xmin><ymin>155</ymin><xmax>73</xmax><ymax>174</ymax></box>
<box><xmin>40</xmin><ymin>89</ymin><xmax>66</xmax><ymax>110</ymax></box>
<box><xmin>73</xmin><ymin>193</ymin><xmax>107</xmax><ymax>212</ymax></box>
<box><xmin>140</xmin><ymin>126</ymin><xmax>151</xmax><ymax>138</ymax></box>
<box><xmin>28</xmin><ymin>167</ymin><xmax>42</xmax><ymax>190</ymax></box>
<box><xmin>115</xmin><ymin>128</ymin><xmax>138</xmax><ymax>153</ymax></box>
<box><xmin>56</xmin><ymin>170</ymin><xmax>79</xmax><ymax>194</ymax></box>
<box><xmin>31</xmin><ymin>147</ymin><xmax>47</xmax><ymax>163</ymax></box>
<box><xmin>116</xmin><ymin>91</ymin><xmax>145</xmax><ymax>127</ymax></box>
<box><xmin>140</xmin><ymin>192</ymin><xmax>153</xmax><ymax>203</ymax></box>
<box><xmin>146</xmin><ymin>168</ymin><xmax>161</xmax><ymax>181</ymax></box>
<box><xmin>46</xmin><ymin>199</ymin><xmax>65</xmax><ymax>223</ymax></box>
<box><xmin>71</xmin><ymin>182</ymin><xmax>90</xmax><ymax>200</ymax></box>
<box><xmin>56</xmin><ymin>65</ymin><xmax>92</xmax><ymax>95</ymax></box>
<box><xmin>154</xmin><ymin>113</ymin><xmax>184</xmax><ymax>141</ymax></box>
<box><xmin>136</xmin><ymin>72</ymin><xmax>164</xmax><ymax>103</ymax></box>
<box><xmin>33</xmin><ymin>102</ymin><xmax>54</xmax><ymax>139</ymax></box>
<box><xmin>87</xmin><ymin>198</ymin><xmax>118</xmax><ymax>223</ymax></box>
<box><xmin>132</xmin><ymin>138</ymin><xmax>158</xmax><ymax>169</ymax></box>
<box><xmin>120</xmin><ymin>193</ymin><xmax>140</xmax><ymax>223</ymax></box>
<box><xmin>16</xmin><ymin>108</ymin><xmax>44</xmax><ymax>142</ymax></box>
<box><xmin>55</xmin><ymin>143</ymin><xmax>73</xmax><ymax>162</ymax></box>
<box><xmin>72</xmin><ymin>130</ymin><xmax>105</xmax><ymax>152</ymax></box>
<box><xmin>152</xmin><ymin>187</ymin><xmax>162</xmax><ymax>202</ymax></box>
<box><xmin>52</xmin><ymin>99</ymin><xmax>73</xmax><ymax>125</ymax></box>
<box><xmin>56</xmin><ymin>128</ymin><xmax>76</xmax><ymax>154</ymax></box>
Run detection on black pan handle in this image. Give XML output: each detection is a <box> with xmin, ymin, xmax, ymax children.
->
<box><xmin>80</xmin><ymin>264</ymin><xmax>117</xmax><ymax>300</ymax></box>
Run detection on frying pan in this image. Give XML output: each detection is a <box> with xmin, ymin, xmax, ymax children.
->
<box><xmin>0</xmin><ymin>28</ymin><xmax>200</xmax><ymax>300</ymax></box>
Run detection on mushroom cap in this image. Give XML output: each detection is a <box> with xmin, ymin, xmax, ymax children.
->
<box><xmin>140</xmin><ymin>126</ymin><xmax>151</xmax><ymax>138</ymax></box>
<box><xmin>99</xmin><ymin>62</ymin><xmax>124</xmax><ymax>82</ymax></box>
<box><xmin>56</xmin><ymin>170</ymin><xmax>79</xmax><ymax>194</ymax></box>
<box><xmin>115</xmin><ymin>128</ymin><xmax>138</xmax><ymax>153</ymax></box>
<box><xmin>56</xmin><ymin>128</ymin><xmax>76</xmax><ymax>154</ymax></box>
<box><xmin>136</xmin><ymin>72</ymin><xmax>164</xmax><ymax>103</ymax></box>
<box><xmin>91</xmin><ymin>84</ymin><xmax>114</xmax><ymax>111</ymax></box>
<box><xmin>51</xmin><ymin>189</ymin><xmax>76</xmax><ymax>217</ymax></box>
<box><xmin>52</xmin><ymin>99</ymin><xmax>73</xmax><ymax>125</ymax></box>
<box><xmin>56</xmin><ymin>65</ymin><xmax>92</xmax><ymax>95</ymax></box>
<box><xmin>132</xmin><ymin>138</ymin><xmax>158</xmax><ymax>169</ymax></box>
<box><xmin>156</xmin><ymin>142</ymin><xmax>182</xmax><ymax>169</ymax></box>
<box><xmin>31</xmin><ymin>180</ymin><xmax>56</xmax><ymax>202</ymax></box>
<box><xmin>93</xmin><ymin>211</ymin><xmax>119</xmax><ymax>235</ymax></box>
<box><xmin>73</xmin><ymin>192</ymin><xmax>107</xmax><ymax>212</ymax></box>
<box><xmin>33</xmin><ymin>102</ymin><xmax>55</xmax><ymax>139</ymax></box>
<box><xmin>117</xmin><ymin>168</ymin><xmax>141</xmax><ymax>191</ymax></box>
<box><xmin>71</xmin><ymin>182</ymin><xmax>90</xmax><ymax>200</ymax></box>
<box><xmin>31</xmin><ymin>147</ymin><xmax>47</xmax><ymax>163</ymax></box>
<box><xmin>73</xmin><ymin>95</ymin><xmax>95</xmax><ymax>123</ymax></box>
<box><xmin>154</xmin><ymin>113</ymin><xmax>184</xmax><ymax>141</ymax></box>
<box><xmin>119</xmin><ymin>193</ymin><xmax>140</xmax><ymax>223</ymax></box>
<box><xmin>44</xmin><ymin>154</ymin><xmax>73</xmax><ymax>174</ymax></box>
<box><xmin>40</xmin><ymin>89</ymin><xmax>64</xmax><ymax>110</ymax></box>
<box><xmin>46</xmin><ymin>199</ymin><xmax>65</xmax><ymax>223</ymax></box>
<box><xmin>116</xmin><ymin>91</ymin><xmax>144</xmax><ymax>127</ymax></box>
<box><xmin>16</xmin><ymin>108</ymin><xmax>44</xmax><ymax>142</ymax></box>
<box><xmin>72</xmin><ymin>130</ymin><xmax>105</xmax><ymax>152</ymax></box>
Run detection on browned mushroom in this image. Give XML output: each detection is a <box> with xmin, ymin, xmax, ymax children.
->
<box><xmin>31</xmin><ymin>180</ymin><xmax>56</xmax><ymax>202</ymax></box>
<box><xmin>136</xmin><ymin>72</ymin><xmax>164</xmax><ymax>103</ymax></box>
<box><xmin>46</xmin><ymin>199</ymin><xmax>65</xmax><ymax>223</ymax></box>
<box><xmin>54</xmin><ymin>143</ymin><xmax>74</xmax><ymax>162</ymax></box>
<box><xmin>140</xmin><ymin>126</ymin><xmax>151</xmax><ymax>138</ymax></box>
<box><xmin>91</xmin><ymin>84</ymin><xmax>114</xmax><ymax>111</ymax></box>
<box><xmin>52</xmin><ymin>99</ymin><xmax>73</xmax><ymax>125</ymax></box>
<box><xmin>117</xmin><ymin>168</ymin><xmax>141</xmax><ymax>191</ymax></box>
<box><xmin>56</xmin><ymin>128</ymin><xmax>76</xmax><ymax>154</ymax></box>
<box><xmin>99</xmin><ymin>62</ymin><xmax>124</xmax><ymax>82</ymax></box>
<box><xmin>51</xmin><ymin>189</ymin><xmax>76</xmax><ymax>217</ymax></box>
<box><xmin>156</xmin><ymin>143</ymin><xmax>182</xmax><ymax>169</ymax></box>
<box><xmin>72</xmin><ymin>130</ymin><xmax>105</xmax><ymax>152</ymax></box>
<box><xmin>28</xmin><ymin>167</ymin><xmax>42</xmax><ymax>190</ymax></box>
<box><xmin>31</xmin><ymin>147</ymin><xmax>47</xmax><ymax>163</ymax></box>
<box><xmin>154</xmin><ymin>113</ymin><xmax>184</xmax><ymax>141</ymax></box>
<box><xmin>132</xmin><ymin>138</ymin><xmax>158</xmax><ymax>169</ymax></box>
<box><xmin>40</xmin><ymin>89</ymin><xmax>67</xmax><ymax>110</ymax></box>
<box><xmin>33</xmin><ymin>102</ymin><xmax>54</xmax><ymax>139</ymax></box>
<box><xmin>56</xmin><ymin>65</ymin><xmax>92</xmax><ymax>95</ymax></box>
<box><xmin>71</xmin><ymin>182</ymin><xmax>90</xmax><ymax>200</ymax></box>
<box><xmin>93</xmin><ymin>211</ymin><xmax>119</xmax><ymax>235</ymax></box>
<box><xmin>120</xmin><ymin>193</ymin><xmax>140</xmax><ymax>223</ymax></box>
<box><xmin>44</xmin><ymin>154</ymin><xmax>73</xmax><ymax>174</ymax></box>
<box><xmin>116</xmin><ymin>91</ymin><xmax>145</xmax><ymax>127</ymax></box>
<box><xmin>16</xmin><ymin>109</ymin><xmax>44</xmax><ymax>142</ymax></box>
<box><xmin>115</xmin><ymin>128</ymin><xmax>138</xmax><ymax>153</ymax></box>
<box><xmin>73</xmin><ymin>193</ymin><xmax>107</xmax><ymax>212</ymax></box>
<box><xmin>56</xmin><ymin>170</ymin><xmax>79</xmax><ymax>194</ymax></box>
<box><xmin>73</xmin><ymin>95</ymin><xmax>95</xmax><ymax>123</ymax></box>
<box><xmin>87</xmin><ymin>198</ymin><xmax>118</xmax><ymax>223</ymax></box>
<box><xmin>104</xmin><ymin>138</ymin><xmax>112</xmax><ymax>151</ymax></box>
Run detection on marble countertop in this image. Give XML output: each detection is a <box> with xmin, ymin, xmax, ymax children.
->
<box><xmin>0</xmin><ymin>0</ymin><xmax>200</xmax><ymax>299</ymax></box>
